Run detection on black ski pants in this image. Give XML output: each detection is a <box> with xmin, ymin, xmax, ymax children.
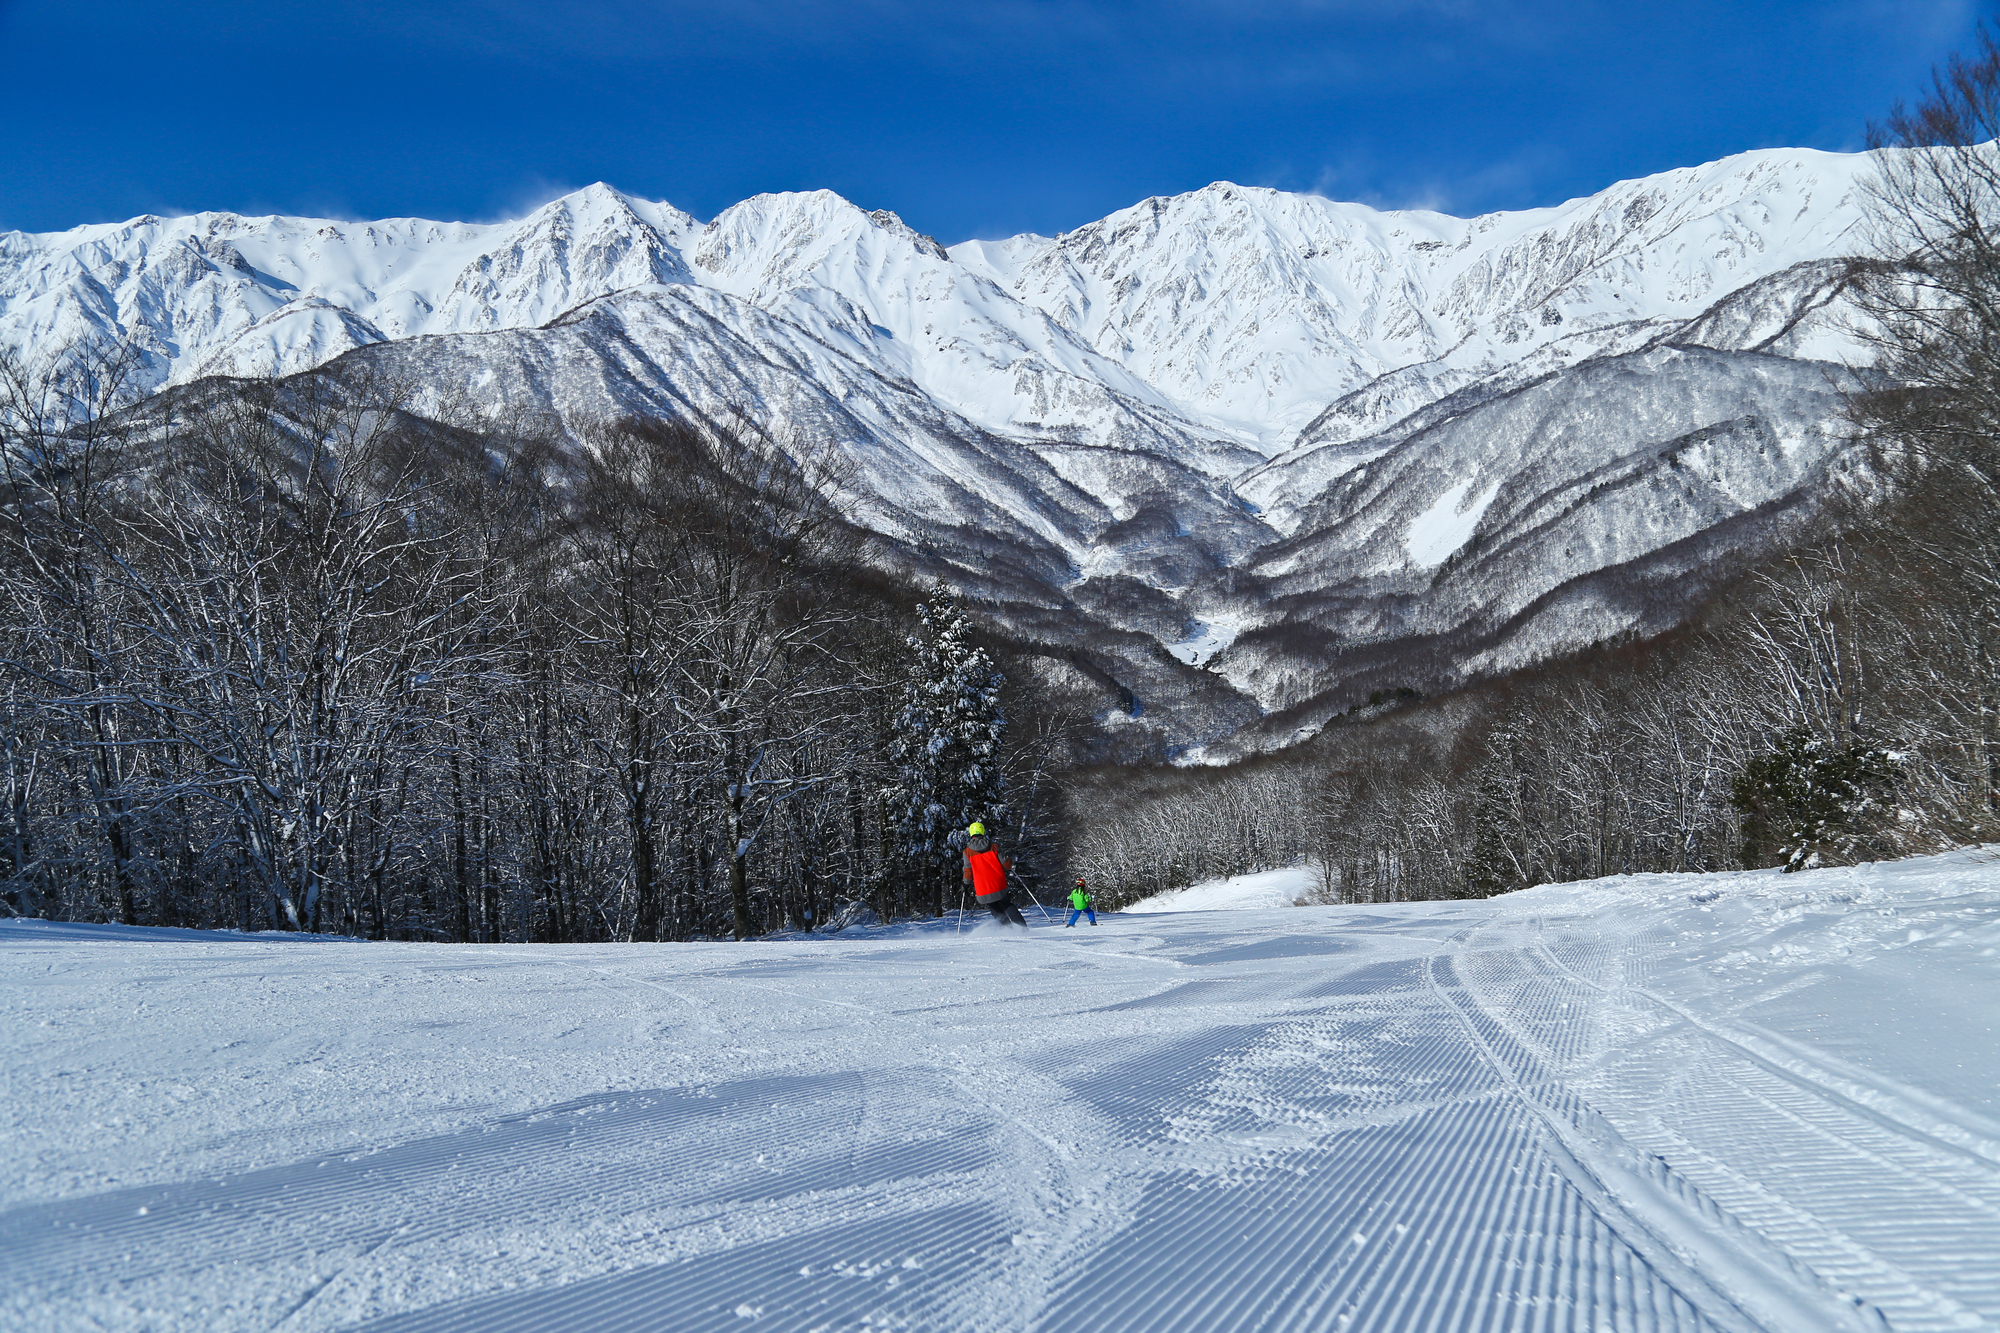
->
<box><xmin>982</xmin><ymin>893</ymin><xmax>1028</xmax><ymax>927</ymax></box>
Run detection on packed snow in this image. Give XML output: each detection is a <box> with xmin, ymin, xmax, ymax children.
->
<box><xmin>5</xmin><ymin>851</ymin><xmax>1996</xmax><ymax>1330</ymax></box>
<box><xmin>1122</xmin><ymin>865</ymin><xmax>1318</xmax><ymax>912</ymax></box>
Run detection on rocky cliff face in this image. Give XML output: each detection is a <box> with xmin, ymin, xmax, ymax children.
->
<box><xmin>0</xmin><ymin>148</ymin><xmax>1888</xmax><ymax>753</ymax></box>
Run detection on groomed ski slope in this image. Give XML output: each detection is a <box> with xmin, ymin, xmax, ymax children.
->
<box><xmin>3</xmin><ymin>852</ymin><xmax>1997</xmax><ymax>1332</ymax></box>
<box><xmin>1122</xmin><ymin>865</ymin><xmax>1319</xmax><ymax>913</ymax></box>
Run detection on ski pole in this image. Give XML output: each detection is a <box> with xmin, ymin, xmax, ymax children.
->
<box><xmin>1018</xmin><ymin>879</ymin><xmax>1055</xmax><ymax>923</ymax></box>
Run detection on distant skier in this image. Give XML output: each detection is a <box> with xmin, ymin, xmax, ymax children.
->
<box><xmin>1066</xmin><ymin>877</ymin><xmax>1097</xmax><ymax>927</ymax></box>
<box><xmin>963</xmin><ymin>822</ymin><xmax>1027</xmax><ymax>927</ymax></box>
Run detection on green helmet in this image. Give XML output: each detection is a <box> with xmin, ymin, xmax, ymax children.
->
<box><xmin>968</xmin><ymin>822</ymin><xmax>986</xmax><ymax>836</ymax></box>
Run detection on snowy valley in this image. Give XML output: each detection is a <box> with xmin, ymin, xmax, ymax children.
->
<box><xmin>4</xmin><ymin>850</ymin><xmax>1996</xmax><ymax>1330</ymax></box>
<box><xmin>0</xmin><ymin>149</ymin><xmax>1884</xmax><ymax>751</ymax></box>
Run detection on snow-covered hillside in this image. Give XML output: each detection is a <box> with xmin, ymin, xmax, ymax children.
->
<box><xmin>0</xmin><ymin>149</ymin><xmax>1891</xmax><ymax>744</ymax></box>
<box><xmin>954</xmin><ymin>151</ymin><xmax>1867</xmax><ymax>452</ymax></box>
<box><xmin>5</xmin><ymin>851</ymin><xmax>1995</xmax><ymax>1330</ymax></box>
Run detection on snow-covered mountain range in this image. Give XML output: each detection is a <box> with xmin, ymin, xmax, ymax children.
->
<box><xmin>0</xmin><ymin>148</ymin><xmax>1885</xmax><ymax>752</ymax></box>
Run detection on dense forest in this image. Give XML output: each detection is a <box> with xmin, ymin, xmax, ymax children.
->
<box><xmin>8</xmin><ymin>45</ymin><xmax>2000</xmax><ymax>938</ymax></box>
<box><xmin>0</xmin><ymin>365</ymin><xmax>1097</xmax><ymax>939</ymax></box>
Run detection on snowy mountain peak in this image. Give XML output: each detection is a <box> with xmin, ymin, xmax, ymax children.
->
<box><xmin>0</xmin><ymin>185</ymin><xmax>713</xmax><ymax>391</ymax></box>
<box><xmin>509</xmin><ymin>182</ymin><xmax>698</xmax><ymax>248</ymax></box>
<box><xmin>866</xmin><ymin>208</ymin><xmax>951</xmax><ymax>261</ymax></box>
<box><xmin>423</xmin><ymin>186</ymin><xmax>698</xmax><ymax>335</ymax></box>
<box><xmin>690</xmin><ymin>190</ymin><xmax>953</xmax><ymax>297</ymax></box>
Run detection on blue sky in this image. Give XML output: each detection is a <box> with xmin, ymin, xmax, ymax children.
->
<box><xmin>0</xmin><ymin>1</ymin><xmax>1984</xmax><ymax>241</ymax></box>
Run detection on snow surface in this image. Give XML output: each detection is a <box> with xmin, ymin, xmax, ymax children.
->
<box><xmin>1404</xmin><ymin>478</ymin><xmax>1502</xmax><ymax>568</ymax></box>
<box><xmin>1162</xmin><ymin>614</ymin><xmax>1248</xmax><ymax>668</ymax></box>
<box><xmin>5</xmin><ymin>851</ymin><xmax>1997</xmax><ymax>1330</ymax></box>
<box><xmin>1123</xmin><ymin>865</ymin><xmax>1318</xmax><ymax>912</ymax></box>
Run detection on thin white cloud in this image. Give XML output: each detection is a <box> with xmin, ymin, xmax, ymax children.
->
<box><xmin>1820</xmin><ymin>0</ymin><xmax>1978</xmax><ymax>49</ymax></box>
<box><xmin>480</xmin><ymin>176</ymin><xmax>590</xmax><ymax>224</ymax></box>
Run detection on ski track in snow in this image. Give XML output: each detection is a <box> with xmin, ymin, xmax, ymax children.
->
<box><xmin>1122</xmin><ymin>865</ymin><xmax>1317</xmax><ymax>913</ymax></box>
<box><xmin>4</xmin><ymin>853</ymin><xmax>1998</xmax><ymax>1331</ymax></box>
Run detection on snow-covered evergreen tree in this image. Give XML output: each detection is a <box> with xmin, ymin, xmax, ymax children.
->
<box><xmin>1732</xmin><ymin>725</ymin><xmax>1904</xmax><ymax>871</ymax></box>
<box><xmin>893</xmin><ymin>587</ymin><xmax>1007</xmax><ymax>912</ymax></box>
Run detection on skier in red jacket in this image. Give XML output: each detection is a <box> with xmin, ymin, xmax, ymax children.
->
<box><xmin>962</xmin><ymin>822</ymin><xmax>1027</xmax><ymax>927</ymax></box>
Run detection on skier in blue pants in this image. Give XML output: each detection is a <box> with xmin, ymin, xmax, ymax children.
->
<box><xmin>1065</xmin><ymin>877</ymin><xmax>1097</xmax><ymax>927</ymax></box>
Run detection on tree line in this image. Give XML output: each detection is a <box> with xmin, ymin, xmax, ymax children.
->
<box><xmin>0</xmin><ymin>358</ymin><xmax>1083</xmax><ymax>939</ymax></box>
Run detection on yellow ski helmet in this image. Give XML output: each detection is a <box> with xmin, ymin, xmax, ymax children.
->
<box><xmin>968</xmin><ymin>822</ymin><xmax>987</xmax><ymax>836</ymax></box>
